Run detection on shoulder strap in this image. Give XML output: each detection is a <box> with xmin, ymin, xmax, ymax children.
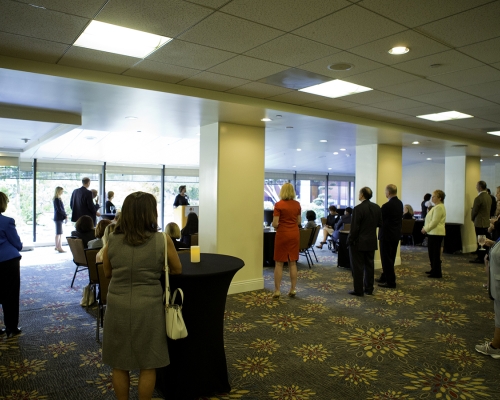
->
<box><xmin>163</xmin><ymin>232</ymin><xmax>170</xmax><ymax>302</ymax></box>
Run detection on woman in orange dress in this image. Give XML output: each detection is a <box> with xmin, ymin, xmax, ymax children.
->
<box><xmin>272</xmin><ymin>183</ymin><xmax>301</xmax><ymax>299</ymax></box>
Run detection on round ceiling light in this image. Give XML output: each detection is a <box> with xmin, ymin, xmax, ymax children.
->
<box><xmin>388</xmin><ymin>46</ymin><xmax>409</xmax><ymax>55</ymax></box>
<box><xmin>426</xmin><ymin>158</ymin><xmax>432</xmax><ymax>161</ymax></box>
<box><xmin>333</xmin><ymin>152</ymin><xmax>339</xmax><ymax>155</ymax></box>
<box><xmin>327</xmin><ymin>63</ymin><xmax>353</xmax><ymax>71</ymax></box>
<box><xmin>320</xmin><ymin>140</ymin><xmax>327</xmax><ymax>143</ymax></box>
<box><xmin>412</xmin><ymin>141</ymin><xmax>419</xmax><ymax>144</ymax></box>
<box><xmin>261</xmin><ymin>117</ymin><xmax>272</xmax><ymax>122</ymax></box>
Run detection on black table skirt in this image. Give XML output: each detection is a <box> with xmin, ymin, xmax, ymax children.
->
<box><xmin>263</xmin><ymin>231</ymin><xmax>276</xmax><ymax>266</ymax></box>
<box><xmin>100</xmin><ymin>213</ymin><xmax>116</xmax><ymax>220</ymax></box>
<box><xmin>155</xmin><ymin>253</ymin><xmax>244</xmax><ymax>400</ymax></box>
<box><xmin>412</xmin><ymin>220</ymin><xmax>463</xmax><ymax>254</ymax></box>
<box><xmin>337</xmin><ymin>232</ymin><xmax>351</xmax><ymax>268</ymax></box>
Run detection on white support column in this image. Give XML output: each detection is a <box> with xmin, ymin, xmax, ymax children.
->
<box><xmin>199</xmin><ymin>122</ymin><xmax>265</xmax><ymax>294</ymax></box>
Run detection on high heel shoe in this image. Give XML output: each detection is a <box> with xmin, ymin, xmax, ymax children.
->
<box><xmin>316</xmin><ymin>242</ymin><xmax>327</xmax><ymax>249</ymax></box>
<box><xmin>57</xmin><ymin>249</ymin><xmax>67</xmax><ymax>253</ymax></box>
<box><xmin>288</xmin><ymin>289</ymin><xmax>297</xmax><ymax>298</ymax></box>
<box><xmin>272</xmin><ymin>291</ymin><xmax>281</xmax><ymax>299</ymax></box>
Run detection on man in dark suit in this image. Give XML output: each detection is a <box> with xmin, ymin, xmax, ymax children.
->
<box><xmin>376</xmin><ymin>184</ymin><xmax>403</xmax><ymax>289</ymax></box>
<box><xmin>347</xmin><ymin>187</ymin><xmax>382</xmax><ymax>296</ymax></box>
<box><xmin>470</xmin><ymin>180</ymin><xmax>492</xmax><ymax>263</ymax></box>
<box><xmin>70</xmin><ymin>177</ymin><xmax>97</xmax><ymax>224</ymax></box>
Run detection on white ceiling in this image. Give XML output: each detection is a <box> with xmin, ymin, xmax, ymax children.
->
<box><xmin>0</xmin><ymin>0</ymin><xmax>500</xmax><ymax>175</ymax></box>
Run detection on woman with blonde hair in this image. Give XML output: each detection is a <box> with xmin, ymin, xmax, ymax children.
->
<box><xmin>53</xmin><ymin>186</ymin><xmax>67</xmax><ymax>252</ymax></box>
<box><xmin>403</xmin><ymin>204</ymin><xmax>414</xmax><ymax>219</ymax></box>
<box><xmin>102</xmin><ymin>191</ymin><xmax>181</xmax><ymax>400</ymax></box>
<box><xmin>272</xmin><ymin>183</ymin><xmax>301</xmax><ymax>298</ymax></box>
<box><xmin>165</xmin><ymin>222</ymin><xmax>183</xmax><ymax>251</ymax></box>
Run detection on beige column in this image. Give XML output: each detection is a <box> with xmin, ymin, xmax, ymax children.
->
<box><xmin>355</xmin><ymin>144</ymin><xmax>403</xmax><ymax>268</ymax></box>
<box><xmin>445</xmin><ymin>155</ymin><xmax>480</xmax><ymax>253</ymax></box>
<box><xmin>199</xmin><ymin>122</ymin><xmax>265</xmax><ymax>294</ymax></box>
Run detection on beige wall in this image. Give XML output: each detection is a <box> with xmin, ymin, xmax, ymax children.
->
<box><xmin>199</xmin><ymin>122</ymin><xmax>265</xmax><ymax>294</ymax></box>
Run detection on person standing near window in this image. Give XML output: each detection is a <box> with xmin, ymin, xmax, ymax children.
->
<box><xmin>53</xmin><ymin>186</ymin><xmax>67</xmax><ymax>253</ymax></box>
<box><xmin>106</xmin><ymin>191</ymin><xmax>116</xmax><ymax>214</ymax></box>
<box><xmin>173</xmin><ymin>185</ymin><xmax>190</xmax><ymax>208</ymax></box>
<box><xmin>70</xmin><ymin>177</ymin><xmax>97</xmax><ymax>224</ymax></box>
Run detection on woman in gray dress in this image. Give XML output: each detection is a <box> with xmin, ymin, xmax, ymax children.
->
<box><xmin>102</xmin><ymin>192</ymin><xmax>182</xmax><ymax>400</ymax></box>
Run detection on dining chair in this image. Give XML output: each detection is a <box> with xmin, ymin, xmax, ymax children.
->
<box><xmin>307</xmin><ymin>225</ymin><xmax>322</xmax><ymax>263</ymax></box>
<box><xmin>299</xmin><ymin>228</ymin><xmax>313</xmax><ymax>269</ymax></box>
<box><xmin>66</xmin><ymin>237</ymin><xmax>88</xmax><ymax>288</ymax></box>
<box><xmin>344</xmin><ymin>224</ymin><xmax>351</xmax><ymax>232</ymax></box>
<box><xmin>401</xmin><ymin>219</ymin><xmax>416</xmax><ymax>245</ymax></box>
<box><xmin>84</xmin><ymin>248</ymin><xmax>101</xmax><ymax>310</ymax></box>
<box><xmin>95</xmin><ymin>262</ymin><xmax>110</xmax><ymax>342</ymax></box>
<box><xmin>320</xmin><ymin>217</ymin><xmax>327</xmax><ymax>227</ymax></box>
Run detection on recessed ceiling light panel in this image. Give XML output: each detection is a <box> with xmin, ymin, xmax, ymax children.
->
<box><xmin>261</xmin><ymin>118</ymin><xmax>272</xmax><ymax>122</ymax></box>
<box><xmin>320</xmin><ymin>140</ymin><xmax>327</xmax><ymax>143</ymax></box>
<box><xmin>412</xmin><ymin>141</ymin><xmax>419</xmax><ymax>144</ymax></box>
<box><xmin>417</xmin><ymin>111</ymin><xmax>473</xmax><ymax>121</ymax></box>
<box><xmin>299</xmin><ymin>79</ymin><xmax>372</xmax><ymax>99</ymax></box>
<box><xmin>388</xmin><ymin>46</ymin><xmax>409</xmax><ymax>55</ymax></box>
<box><xmin>74</xmin><ymin>20</ymin><xmax>172</xmax><ymax>58</ymax></box>
<box><xmin>333</xmin><ymin>152</ymin><xmax>339</xmax><ymax>155</ymax></box>
<box><xmin>487</xmin><ymin>131</ymin><xmax>500</xmax><ymax>136</ymax></box>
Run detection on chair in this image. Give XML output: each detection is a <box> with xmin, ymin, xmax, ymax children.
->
<box><xmin>190</xmin><ymin>233</ymin><xmax>198</xmax><ymax>246</ymax></box>
<box><xmin>299</xmin><ymin>228</ymin><xmax>313</xmax><ymax>268</ymax></box>
<box><xmin>95</xmin><ymin>262</ymin><xmax>110</xmax><ymax>342</ymax></box>
<box><xmin>344</xmin><ymin>224</ymin><xmax>351</xmax><ymax>232</ymax></box>
<box><xmin>307</xmin><ymin>225</ymin><xmax>322</xmax><ymax>263</ymax></box>
<box><xmin>401</xmin><ymin>219</ymin><xmax>416</xmax><ymax>245</ymax></box>
<box><xmin>320</xmin><ymin>217</ymin><xmax>327</xmax><ymax>227</ymax></box>
<box><xmin>66</xmin><ymin>237</ymin><xmax>88</xmax><ymax>288</ymax></box>
<box><xmin>329</xmin><ymin>223</ymin><xmax>350</xmax><ymax>253</ymax></box>
<box><xmin>84</xmin><ymin>248</ymin><xmax>101</xmax><ymax>309</ymax></box>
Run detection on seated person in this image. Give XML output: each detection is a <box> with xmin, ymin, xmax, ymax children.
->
<box><xmin>181</xmin><ymin>212</ymin><xmax>198</xmax><ymax>247</ymax></box>
<box><xmin>71</xmin><ymin>215</ymin><xmax>96</xmax><ymax>248</ymax></box>
<box><xmin>332</xmin><ymin>207</ymin><xmax>353</xmax><ymax>241</ymax></box>
<box><xmin>316</xmin><ymin>205</ymin><xmax>340</xmax><ymax>249</ymax></box>
<box><xmin>403</xmin><ymin>204</ymin><xmax>414</xmax><ymax>219</ymax></box>
<box><xmin>87</xmin><ymin>219</ymin><xmax>112</xmax><ymax>249</ymax></box>
<box><xmin>165</xmin><ymin>222</ymin><xmax>185</xmax><ymax>251</ymax></box>
<box><xmin>304</xmin><ymin>210</ymin><xmax>317</xmax><ymax>229</ymax></box>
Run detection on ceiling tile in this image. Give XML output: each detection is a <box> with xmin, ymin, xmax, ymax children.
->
<box><xmin>0</xmin><ymin>0</ymin><xmax>89</xmax><ymax>44</ymax></box>
<box><xmin>220</xmin><ymin>0</ymin><xmax>350</xmax><ymax>31</ymax></box>
<box><xmin>345</xmin><ymin>67</ymin><xmax>419</xmax><ymax>89</ymax></box>
<box><xmin>294</xmin><ymin>4</ymin><xmax>406</xmax><ymax>50</ymax></box>
<box><xmin>267</xmin><ymin>91</ymin><xmax>324</xmax><ymax>105</ymax></box>
<box><xmin>178</xmin><ymin>12</ymin><xmax>283</xmax><ymax>53</ymax></box>
<box><xmin>179</xmin><ymin>71</ymin><xmax>250</xmax><ymax>91</ymax></box>
<box><xmin>208</xmin><ymin>56</ymin><xmax>289</xmax><ymax>80</ymax></box>
<box><xmin>458</xmin><ymin>37</ymin><xmax>500</xmax><ymax>64</ymax></box>
<box><xmin>427</xmin><ymin>66</ymin><xmax>500</xmax><ymax>88</ymax></box>
<box><xmin>418</xmin><ymin>2</ymin><xmax>500</xmax><ymax>47</ymax></box>
<box><xmin>244</xmin><ymin>34</ymin><xmax>339</xmax><ymax>67</ymax></box>
<box><xmin>458</xmin><ymin>80</ymin><xmax>500</xmax><ymax>98</ymax></box>
<box><xmin>349</xmin><ymin>30</ymin><xmax>449</xmax><ymax>65</ymax></box>
<box><xmin>443</xmin><ymin>117</ymin><xmax>496</xmax><ymax>130</ymax></box>
<box><xmin>0</xmin><ymin>32</ymin><xmax>69</xmax><ymax>64</ymax></box>
<box><xmin>16</xmin><ymin>0</ymin><xmax>107</xmax><ymax>18</ymax></box>
<box><xmin>392</xmin><ymin>50</ymin><xmax>484</xmax><ymax>77</ymax></box>
<box><xmin>435</xmin><ymin>97</ymin><xmax>497</xmax><ymax>113</ymax></box>
<box><xmin>304</xmin><ymin>98</ymin><xmax>358</xmax><ymax>111</ymax></box>
<box><xmin>335</xmin><ymin>105</ymin><xmax>408</xmax><ymax>120</ymax></box>
<box><xmin>411</xmin><ymin>89</ymin><xmax>478</xmax><ymax>105</ymax></box>
<box><xmin>340</xmin><ymin>90</ymin><xmax>402</xmax><ymax>105</ymax></box>
<box><xmin>359</xmin><ymin>0</ymin><xmax>491</xmax><ymax>28</ymax></box>
<box><xmin>226</xmin><ymin>82</ymin><xmax>292</xmax><ymax>98</ymax></box>
<box><xmin>185</xmin><ymin>0</ymin><xmax>229</xmax><ymax>9</ymax></box>
<box><xmin>299</xmin><ymin>51</ymin><xmax>384</xmax><ymax>78</ymax></box>
<box><xmin>58</xmin><ymin>47</ymin><xmax>140</xmax><ymax>74</ymax></box>
<box><xmin>373</xmin><ymin>98</ymin><xmax>429</xmax><ymax>111</ymax></box>
<box><xmin>397</xmin><ymin>104</ymin><xmax>450</xmax><ymax>116</ymax></box>
<box><xmin>147</xmin><ymin>40</ymin><xmax>236</xmax><ymax>70</ymax></box>
<box><xmin>381</xmin><ymin>79</ymin><xmax>449</xmax><ymax>97</ymax></box>
<box><xmin>463</xmin><ymin>104</ymin><xmax>500</xmax><ymax>119</ymax></box>
<box><xmin>123</xmin><ymin>60</ymin><xmax>201</xmax><ymax>84</ymax></box>
<box><xmin>96</xmin><ymin>0</ymin><xmax>212</xmax><ymax>38</ymax></box>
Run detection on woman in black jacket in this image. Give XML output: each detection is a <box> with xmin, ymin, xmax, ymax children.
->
<box><xmin>53</xmin><ymin>186</ymin><xmax>67</xmax><ymax>253</ymax></box>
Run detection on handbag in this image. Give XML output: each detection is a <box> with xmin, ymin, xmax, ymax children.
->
<box><xmin>163</xmin><ymin>233</ymin><xmax>188</xmax><ymax>340</ymax></box>
<box><xmin>80</xmin><ymin>284</ymin><xmax>95</xmax><ymax>307</ymax></box>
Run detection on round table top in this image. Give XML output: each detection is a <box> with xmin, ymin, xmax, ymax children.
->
<box><xmin>177</xmin><ymin>253</ymin><xmax>244</xmax><ymax>277</ymax></box>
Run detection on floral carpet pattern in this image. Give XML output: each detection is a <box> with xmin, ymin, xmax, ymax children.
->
<box><xmin>0</xmin><ymin>246</ymin><xmax>499</xmax><ymax>399</ymax></box>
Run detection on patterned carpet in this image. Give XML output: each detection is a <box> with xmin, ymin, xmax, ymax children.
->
<box><xmin>0</xmin><ymin>245</ymin><xmax>499</xmax><ymax>399</ymax></box>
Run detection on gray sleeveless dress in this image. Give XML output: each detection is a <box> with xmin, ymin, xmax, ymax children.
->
<box><xmin>102</xmin><ymin>232</ymin><xmax>169</xmax><ymax>370</ymax></box>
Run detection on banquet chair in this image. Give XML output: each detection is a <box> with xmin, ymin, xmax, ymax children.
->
<box><xmin>320</xmin><ymin>217</ymin><xmax>327</xmax><ymax>227</ymax></box>
<box><xmin>307</xmin><ymin>225</ymin><xmax>322</xmax><ymax>263</ymax></box>
<box><xmin>190</xmin><ymin>233</ymin><xmax>198</xmax><ymax>246</ymax></box>
<box><xmin>95</xmin><ymin>262</ymin><xmax>110</xmax><ymax>342</ymax></box>
<box><xmin>401</xmin><ymin>219</ymin><xmax>416</xmax><ymax>245</ymax></box>
<box><xmin>298</xmin><ymin>228</ymin><xmax>313</xmax><ymax>269</ymax></box>
<box><xmin>66</xmin><ymin>237</ymin><xmax>88</xmax><ymax>288</ymax></box>
<box><xmin>84</xmin><ymin>248</ymin><xmax>101</xmax><ymax>310</ymax></box>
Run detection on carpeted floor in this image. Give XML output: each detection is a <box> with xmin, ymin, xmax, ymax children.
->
<box><xmin>0</xmin><ymin>245</ymin><xmax>499</xmax><ymax>399</ymax></box>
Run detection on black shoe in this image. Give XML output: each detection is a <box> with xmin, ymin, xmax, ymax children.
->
<box><xmin>364</xmin><ymin>290</ymin><xmax>373</xmax><ymax>295</ymax></box>
<box><xmin>428</xmin><ymin>275</ymin><xmax>442</xmax><ymax>279</ymax></box>
<box><xmin>374</xmin><ymin>278</ymin><xmax>386</xmax><ymax>283</ymax></box>
<box><xmin>425</xmin><ymin>270</ymin><xmax>432</xmax><ymax>274</ymax></box>
<box><xmin>348</xmin><ymin>290</ymin><xmax>364</xmax><ymax>297</ymax></box>
<box><xmin>0</xmin><ymin>328</ymin><xmax>5</xmax><ymax>336</ymax></box>
<box><xmin>378</xmin><ymin>283</ymin><xmax>396</xmax><ymax>288</ymax></box>
<box><xmin>469</xmin><ymin>259</ymin><xmax>483</xmax><ymax>264</ymax></box>
<box><xmin>6</xmin><ymin>327</ymin><xmax>22</xmax><ymax>337</ymax></box>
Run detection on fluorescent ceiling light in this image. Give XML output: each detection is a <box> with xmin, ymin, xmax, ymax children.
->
<box><xmin>487</xmin><ymin>131</ymin><xmax>500</xmax><ymax>136</ymax></box>
<box><xmin>426</xmin><ymin>158</ymin><xmax>432</xmax><ymax>160</ymax></box>
<box><xmin>333</xmin><ymin>152</ymin><xmax>339</xmax><ymax>155</ymax></box>
<box><xmin>261</xmin><ymin>118</ymin><xmax>272</xmax><ymax>122</ymax></box>
<box><xmin>388</xmin><ymin>46</ymin><xmax>409</xmax><ymax>55</ymax></box>
<box><xmin>328</xmin><ymin>168</ymin><xmax>332</xmax><ymax>170</ymax></box>
<box><xmin>320</xmin><ymin>140</ymin><xmax>327</xmax><ymax>143</ymax></box>
<box><xmin>299</xmin><ymin>79</ymin><xmax>372</xmax><ymax>99</ymax></box>
<box><xmin>74</xmin><ymin>20</ymin><xmax>172</xmax><ymax>58</ymax></box>
<box><xmin>412</xmin><ymin>141</ymin><xmax>419</xmax><ymax>144</ymax></box>
<box><xmin>480</xmin><ymin>159</ymin><xmax>483</xmax><ymax>162</ymax></box>
<box><xmin>297</xmin><ymin>148</ymin><xmax>302</xmax><ymax>151</ymax></box>
<box><xmin>339</xmin><ymin>148</ymin><xmax>346</xmax><ymax>151</ymax></box>
<box><xmin>417</xmin><ymin>111</ymin><xmax>473</xmax><ymax>121</ymax></box>
<box><xmin>495</xmin><ymin>154</ymin><xmax>499</xmax><ymax>157</ymax></box>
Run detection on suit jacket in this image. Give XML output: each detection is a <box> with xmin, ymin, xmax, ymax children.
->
<box><xmin>347</xmin><ymin>200</ymin><xmax>382</xmax><ymax>251</ymax></box>
<box><xmin>0</xmin><ymin>214</ymin><xmax>23</xmax><ymax>263</ymax></box>
<box><xmin>471</xmin><ymin>191</ymin><xmax>492</xmax><ymax>228</ymax></box>
<box><xmin>70</xmin><ymin>186</ymin><xmax>96</xmax><ymax>223</ymax></box>
<box><xmin>53</xmin><ymin>198</ymin><xmax>67</xmax><ymax>221</ymax></box>
<box><xmin>334</xmin><ymin>214</ymin><xmax>352</xmax><ymax>231</ymax></box>
<box><xmin>378</xmin><ymin>196</ymin><xmax>403</xmax><ymax>241</ymax></box>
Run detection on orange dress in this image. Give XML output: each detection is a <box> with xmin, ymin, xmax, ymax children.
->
<box><xmin>273</xmin><ymin>200</ymin><xmax>301</xmax><ymax>262</ymax></box>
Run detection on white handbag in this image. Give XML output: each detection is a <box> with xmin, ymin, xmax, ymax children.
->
<box><xmin>163</xmin><ymin>233</ymin><xmax>188</xmax><ymax>340</ymax></box>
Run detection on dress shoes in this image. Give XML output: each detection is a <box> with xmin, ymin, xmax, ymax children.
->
<box><xmin>374</xmin><ymin>278</ymin><xmax>386</xmax><ymax>283</ymax></box>
<box><xmin>0</xmin><ymin>328</ymin><xmax>5</xmax><ymax>336</ymax></box>
<box><xmin>378</xmin><ymin>283</ymin><xmax>396</xmax><ymax>288</ymax></box>
<box><xmin>4</xmin><ymin>327</ymin><xmax>22</xmax><ymax>337</ymax></box>
<box><xmin>348</xmin><ymin>290</ymin><xmax>364</xmax><ymax>297</ymax></box>
<box><xmin>364</xmin><ymin>290</ymin><xmax>373</xmax><ymax>295</ymax></box>
<box><xmin>425</xmin><ymin>270</ymin><xmax>432</xmax><ymax>274</ymax></box>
